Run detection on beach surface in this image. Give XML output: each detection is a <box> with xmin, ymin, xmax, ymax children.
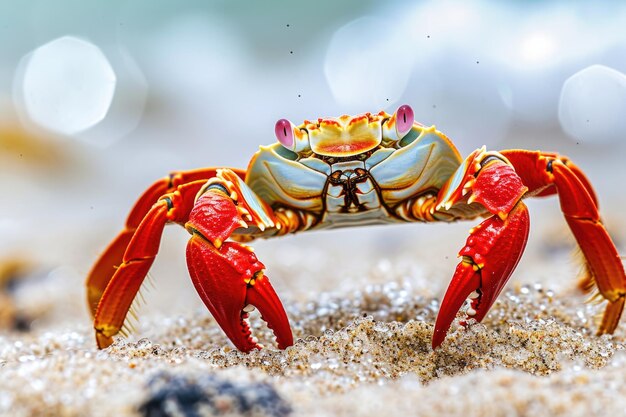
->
<box><xmin>1</xmin><ymin>215</ymin><xmax>625</xmax><ymax>417</ymax></box>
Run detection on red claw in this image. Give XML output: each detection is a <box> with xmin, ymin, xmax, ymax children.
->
<box><xmin>432</xmin><ymin>202</ymin><xmax>530</xmax><ymax>349</ymax></box>
<box><xmin>186</xmin><ymin>235</ymin><xmax>293</xmax><ymax>352</ymax></box>
<box><xmin>245</xmin><ymin>273</ymin><xmax>293</xmax><ymax>349</ymax></box>
<box><xmin>183</xmin><ymin>185</ymin><xmax>292</xmax><ymax>352</ymax></box>
<box><xmin>432</xmin><ymin>261</ymin><xmax>480</xmax><ymax>349</ymax></box>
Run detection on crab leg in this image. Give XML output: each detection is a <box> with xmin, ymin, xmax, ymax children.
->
<box><xmin>432</xmin><ymin>150</ymin><xmax>530</xmax><ymax>348</ymax></box>
<box><xmin>86</xmin><ymin>168</ymin><xmax>245</xmax><ymax>316</ymax></box>
<box><xmin>94</xmin><ymin>168</ymin><xmax>293</xmax><ymax>352</ymax></box>
<box><xmin>501</xmin><ymin>151</ymin><xmax>599</xmax><ymax>206</ymax></box>
<box><xmin>94</xmin><ymin>180</ymin><xmax>207</xmax><ymax>348</ymax></box>
<box><xmin>502</xmin><ymin>150</ymin><xmax>626</xmax><ymax>334</ymax></box>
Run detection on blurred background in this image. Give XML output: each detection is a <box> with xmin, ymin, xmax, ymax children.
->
<box><xmin>1</xmin><ymin>0</ymin><xmax>625</xmax><ymax>330</ymax></box>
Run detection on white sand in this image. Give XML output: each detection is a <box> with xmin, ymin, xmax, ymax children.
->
<box><xmin>1</xmin><ymin>232</ymin><xmax>625</xmax><ymax>417</ymax></box>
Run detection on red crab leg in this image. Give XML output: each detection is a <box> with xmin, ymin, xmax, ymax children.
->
<box><xmin>502</xmin><ymin>150</ymin><xmax>626</xmax><ymax>334</ymax></box>
<box><xmin>86</xmin><ymin>168</ymin><xmax>245</xmax><ymax>316</ymax></box>
<box><xmin>432</xmin><ymin>152</ymin><xmax>530</xmax><ymax>348</ymax></box>
<box><xmin>501</xmin><ymin>151</ymin><xmax>599</xmax><ymax>207</ymax></box>
<box><xmin>94</xmin><ymin>180</ymin><xmax>207</xmax><ymax>348</ymax></box>
<box><xmin>185</xmin><ymin>183</ymin><xmax>293</xmax><ymax>352</ymax></box>
<box><xmin>94</xmin><ymin>170</ymin><xmax>292</xmax><ymax>352</ymax></box>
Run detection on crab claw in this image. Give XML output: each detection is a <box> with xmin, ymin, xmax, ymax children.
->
<box><xmin>432</xmin><ymin>202</ymin><xmax>530</xmax><ymax>349</ymax></box>
<box><xmin>186</xmin><ymin>235</ymin><xmax>293</xmax><ymax>352</ymax></box>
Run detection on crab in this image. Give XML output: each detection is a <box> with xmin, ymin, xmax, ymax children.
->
<box><xmin>86</xmin><ymin>105</ymin><xmax>626</xmax><ymax>352</ymax></box>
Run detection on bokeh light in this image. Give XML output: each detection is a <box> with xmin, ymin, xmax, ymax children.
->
<box><xmin>520</xmin><ymin>32</ymin><xmax>558</xmax><ymax>66</ymax></box>
<box><xmin>324</xmin><ymin>16</ymin><xmax>414</xmax><ymax>112</ymax></box>
<box><xmin>558</xmin><ymin>65</ymin><xmax>626</xmax><ymax>145</ymax></box>
<box><xmin>14</xmin><ymin>36</ymin><xmax>116</xmax><ymax>136</ymax></box>
<box><xmin>76</xmin><ymin>48</ymin><xmax>148</xmax><ymax>148</ymax></box>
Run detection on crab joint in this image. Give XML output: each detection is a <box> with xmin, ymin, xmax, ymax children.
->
<box><xmin>245</xmin><ymin>270</ymin><xmax>264</xmax><ymax>286</ymax></box>
<box><xmin>198</xmin><ymin>181</ymin><xmax>230</xmax><ymax>199</ymax></box>
<box><xmin>461</xmin><ymin>255</ymin><xmax>482</xmax><ymax>271</ymax></box>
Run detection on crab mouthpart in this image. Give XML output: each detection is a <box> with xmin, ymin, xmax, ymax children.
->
<box><xmin>186</xmin><ymin>236</ymin><xmax>293</xmax><ymax>352</ymax></box>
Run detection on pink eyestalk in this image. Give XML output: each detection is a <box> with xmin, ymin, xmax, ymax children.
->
<box><xmin>275</xmin><ymin>119</ymin><xmax>293</xmax><ymax>148</ymax></box>
<box><xmin>395</xmin><ymin>104</ymin><xmax>414</xmax><ymax>138</ymax></box>
<box><xmin>382</xmin><ymin>104</ymin><xmax>416</xmax><ymax>143</ymax></box>
<box><xmin>274</xmin><ymin>118</ymin><xmax>310</xmax><ymax>153</ymax></box>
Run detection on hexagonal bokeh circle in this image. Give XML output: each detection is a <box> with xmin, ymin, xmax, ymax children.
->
<box><xmin>559</xmin><ymin>65</ymin><xmax>626</xmax><ymax>144</ymax></box>
<box><xmin>18</xmin><ymin>36</ymin><xmax>117</xmax><ymax>135</ymax></box>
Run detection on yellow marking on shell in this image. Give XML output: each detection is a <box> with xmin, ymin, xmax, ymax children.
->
<box><xmin>321</xmin><ymin>118</ymin><xmax>341</xmax><ymax>126</ymax></box>
<box><xmin>294</xmin><ymin>125</ymin><xmax>307</xmax><ymax>141</ymax></box>
<box><xmin>308</xmin><ymin>113</ymin><xmax>382</xmax><ymax>157</ymax></box>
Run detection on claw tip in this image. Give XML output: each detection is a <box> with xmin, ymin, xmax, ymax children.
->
<box><xmin>431</xmin><ymin>330</ymin><xmax>445</xmax><ymax>350</ymax></box>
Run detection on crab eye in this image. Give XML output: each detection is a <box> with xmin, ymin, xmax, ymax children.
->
<box><xmin>274</xmin><ymin>118</ymin><xmax>311</xmax><ymax>153</ymax></box>
<box><xmin>275</xmin><ymin>119</ymin><xmax>294</xmax><ymax>148</ymax></box>
<box><xmin>396</xmin><ymin>104</ymin><xmax>414</xmax><ymax>137</ymax></box>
